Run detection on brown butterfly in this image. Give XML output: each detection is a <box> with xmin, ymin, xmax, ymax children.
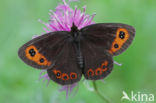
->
<box><xmin>18</xmin><ymin>23</ymin><xmax>135</xmax><ymax>85</ymax></box>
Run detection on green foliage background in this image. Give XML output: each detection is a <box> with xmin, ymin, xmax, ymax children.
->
<box><xmin>0</xmin><ymin>0</ymin><xmax>156</xmax><ymax>103</ymax></box>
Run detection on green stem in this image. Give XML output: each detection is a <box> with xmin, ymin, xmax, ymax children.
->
<box><xmin>92</xmin><ymin>81</ymin><xmax>111</xmax><ymax>103</ymax></box>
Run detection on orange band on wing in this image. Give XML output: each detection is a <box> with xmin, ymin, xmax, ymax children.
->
<box><xmin>25</xmin><ymin>45</ymin><xmax>51</xmax><ymax>66</ymax></box>
<box><xmin>109</xmin><ymin>28</ymin><xmax>129</xmax><ymax>54</ymax></box>
<box><xmin>101</xmin><ymin>61</ymin><xmax>108</xmax><ymax>69</ymax></box>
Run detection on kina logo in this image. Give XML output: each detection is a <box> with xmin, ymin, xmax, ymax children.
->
<box><xmin>121</xmin><ymin>91</ymin><xmax>154</xmax><ymax>102</ymax></box>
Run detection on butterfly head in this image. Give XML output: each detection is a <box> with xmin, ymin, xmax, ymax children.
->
<box><xmin>70</xmin><ymin>23</ymin><xmax>81</xmax><ymax>42</ymax></box>
<box><xmin>71</xmin><ymin>23</ymin><xmax>79</xmax><ymax>33</ymax></box>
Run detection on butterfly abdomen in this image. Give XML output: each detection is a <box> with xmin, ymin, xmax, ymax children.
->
<box><xmin>76</xmin><ymin>54</ymin><xmax>84</xmax><ymax>69</ymax></box>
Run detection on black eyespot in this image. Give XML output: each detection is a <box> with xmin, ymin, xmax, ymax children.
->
<box><xmin>102</xmin><ymin>65</ymin><xmax>106</xmax><ymax>69</ymax></box>
<box><xmin>119</xmin><ymin>31</ymin><xmax>125</xmax><ymax>39</ymax></box>
<box><xmin>29</xmin><ymin>49</ymin><xmax>36</xmax><ymax>56</ymax></box>
<box><xmin>114</xmin><ymin>44</ymin><xmax>119</xmax><ymax>48</ymax></box>
<box><xmin>56</xmin><ymin>72</ymin><xmax>61</xmax><ymax>76</ymax></box>
<box><xmin>63</xmin><ymin>76</ymin><xmax>67</xmax><ymax>79</ymax></box>
<box><xmin>89</xmin><ymin>71</ymin><xmax>92</xmax><ymax>75</ymax></box>
<box><xmin>40</xmin><ymin>58</ymin><xmax>44</xmax><ymax>63</ymax></box>
<box><xmin>97</xmin><ymin>70</ymin><xmax>100</xmax><ymax>73</ymax></box>
<box><xmin>89</xmin><ymin>72</ymin><xmax>92</xmax><ymax>75</ymax></box>
<box><xmin>71</xmin><ymin>74</ymin><xmax>75</xmax><ymax>78</ymax></box>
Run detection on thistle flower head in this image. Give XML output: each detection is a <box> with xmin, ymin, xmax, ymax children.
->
<box><xmin>40</xmin><ymin>0</ymin><xmax>95</xmax><ymax>33</ymax></box>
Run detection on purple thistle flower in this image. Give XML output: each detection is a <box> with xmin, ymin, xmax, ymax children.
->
<box><xmin>59</xmin><ymin>83</ymin><xmax>78</xmax><ymax>99</ymax></box>
<box><xmin>39</xmin><ymin>70</ymin><xmax>51</xmax><ymax>86</ymax></box>
<box><xmin>39</xmin><ymin>0</ymin><xmax>95</xmax><ymax>33</ymax></box>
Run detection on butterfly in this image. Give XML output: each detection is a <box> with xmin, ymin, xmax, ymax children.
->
<box><xmin>18</xmin><ymin>23</ymin><xmax>135</xmax><ymax>85</ymax></box>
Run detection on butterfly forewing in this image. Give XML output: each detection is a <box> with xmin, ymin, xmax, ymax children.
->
<box><xmin>80</xmin><ymin>23</ymin><xmax>135</xmax><ymax>56</ymax></box>
<box><xmin>18</xmin><ymin>31</ymin><xmax>69</xmax><ymax>69</ymax></box>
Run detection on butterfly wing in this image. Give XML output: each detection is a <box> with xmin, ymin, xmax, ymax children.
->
<box><xmin>18</xmin><ymin>31</ymin><xmax>69</xmax><ymax>69</ymax></box>
<box><xmin>47</xmin><ymin>42</ymin><xmax>82</xmax><ymax>85</ymax></box>
<box><xmin>80</xmin><ymin>23</ymin><xmax>135</xmax><ymax>80</ymax></box>
<box><xmin>80</xmin><ymin>23</ymin><xmax>135</xmax><ymax>56</ymax></box>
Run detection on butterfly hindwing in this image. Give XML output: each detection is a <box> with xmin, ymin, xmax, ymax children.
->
<box><xmin>80</xmin><ymin>23</ymin><xmax>135</xmax><ymax>56</ymax></box>
<box><xmin>81</xmin><ymin>39</ymin><xmax>113</xmax><ymax>80</ymax></box>
<box><xmin>18</xmin><ymin>31</ymin><xmax>69</xmax><ymax>69</ymax></box>
<box><xmin>47</xmin><ymin>42</ymin><xmax>82</xmax><ymax>85</ymax></box>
